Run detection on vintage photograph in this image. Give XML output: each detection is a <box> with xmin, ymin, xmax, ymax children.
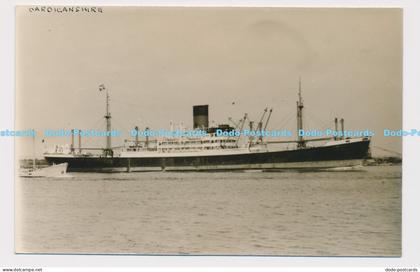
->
<box><xmin>15</xmin><ymin>6</ymin><xmax>402</xmax><ymax>255</ymax></box>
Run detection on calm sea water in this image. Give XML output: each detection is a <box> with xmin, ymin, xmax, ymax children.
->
<box><xmin>15</xmin><ymin>166</ymin><xmax>401</xmax><ymax>256</ymax></box>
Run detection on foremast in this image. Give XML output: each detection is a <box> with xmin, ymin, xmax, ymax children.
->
<box><xmin>296</xmin><ymin>78</ymin><xmax>306</xmax><ymax>148</ymax></box>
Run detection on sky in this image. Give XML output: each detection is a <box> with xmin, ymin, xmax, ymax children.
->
<box><xmin>15</xmin><ymin>7</ymin><xmax>402</xmax><ymax>158</ymax></box>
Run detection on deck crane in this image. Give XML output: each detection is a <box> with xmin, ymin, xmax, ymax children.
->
<box><xmin>260</xmin><ymin>108</ymin><xmax>273</xmax><ymax>143</ymax></box>
<box><xmin>235</xmin><ymin>113</ymin><xmax>248</xmax><ymax>146</ymax></box>
<box><xmin>228</xmin><ymin>117</ymin><xmax>241</xmax><ymax>129</ymax></box>
<box><xmin>256</xmin><ymin>108</ymin><xmax>268</xmax><ymax>143</ymax></box>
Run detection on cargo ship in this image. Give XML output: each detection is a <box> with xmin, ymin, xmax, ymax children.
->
<box><xmin>44</xmin><ymin>82</ymin><xmax>371</xmax><ymax>172</ymax></box>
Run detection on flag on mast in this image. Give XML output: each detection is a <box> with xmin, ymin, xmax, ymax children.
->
<box><xmin>99</xmin><ymin>84</ymin><xmax>106</xmax><ymax>91</ymax></box>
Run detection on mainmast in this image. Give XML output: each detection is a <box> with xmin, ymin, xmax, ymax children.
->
<box><xmin>296</xmin><ymin>78</ymin><xmax>306</xmax><ymax>148</ymax></box>
<box><xmin>100</xmin><ymin>84</ymin><xmax>112</xmax><ymax>156</ymax></box>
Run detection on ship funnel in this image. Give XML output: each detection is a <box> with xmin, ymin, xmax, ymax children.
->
<box><xmin>193</xmin><ymin>105</ymin><xmax>209</xmax><ymax>130</ymax></box>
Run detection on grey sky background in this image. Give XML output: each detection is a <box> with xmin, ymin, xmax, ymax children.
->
<box><xmin>16</xmin><ymin>7</ymin><xmax>402</xmax><ymax>158</ymax></box>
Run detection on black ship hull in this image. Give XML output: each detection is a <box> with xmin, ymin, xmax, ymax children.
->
<box><xmin>44</xmin><ymin>139</ymin><xmax>371</xmax><ymax>172</ymax></box>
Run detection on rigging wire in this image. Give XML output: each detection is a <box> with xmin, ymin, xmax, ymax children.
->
<box><xmin>305</xmin><ymin>108</ymin><xmax>334</xmax><ymax>131</ymax></box>
<box><xmin>112</xmin><ymin>116</ymin><xmax>133</xmax><ymax>138</ymax></box>
<box><xmin>76</xmin><ymin>118</ymin><xmax>107</xmax><ymax>148</ymax></box>
<box><xmin>270</xmin><ymin>110</ymin><xmax>296</xmax><ymax>131</ymax></box>
<box><xmin>112</xmin><ymin>97</ymin><xmax>143</xmax><ymax>110</ymax></box>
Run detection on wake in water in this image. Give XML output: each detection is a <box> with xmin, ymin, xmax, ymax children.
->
<box><xmin>324</xmin><ymin>165</ymin><xmax>365</xmax><ymax>172</ymax></box>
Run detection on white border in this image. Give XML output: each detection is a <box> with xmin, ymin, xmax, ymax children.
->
<box><xmin>1</xmin><ymin>0</ymin><xmax>419</xmax><ymax>269</ymax></box>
